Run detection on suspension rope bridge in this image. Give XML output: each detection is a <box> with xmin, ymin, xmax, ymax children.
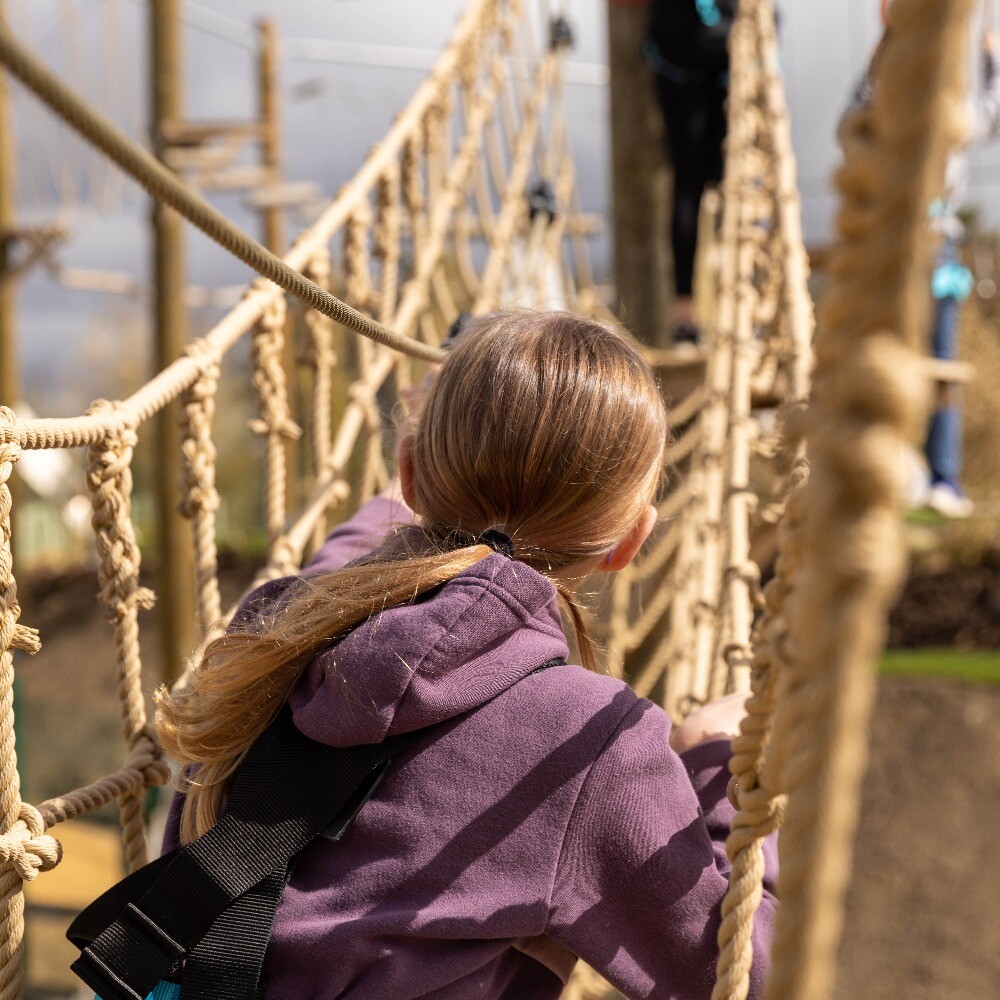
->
<box><xmin>0</xmin><ymin>0</ymin><xmax>976</xmax><ymax>997</ymax></box>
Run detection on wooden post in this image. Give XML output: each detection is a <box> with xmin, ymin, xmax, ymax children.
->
<box><xmin>150</xmin><ymin>0</ymin><xmax>198</xmax><ymax>683</ymax></box>
<box><xmin>257</xmin><ymin>19</ymin><xmax>284</xmax><ymax>254</ymax></box>
<box><xmin>256</xmin><ymin>19</ymin><xmax>301</xmax><ymax>514</ymax></box>
<box><xmin>607</xmin><ymin>0</ymin><xmax>671</xmax><ymax>347</ymax></box>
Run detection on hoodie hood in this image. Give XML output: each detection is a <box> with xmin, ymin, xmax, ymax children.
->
<box><xmin>288</xmin><ymin>553</ymin><xmax>570</xmax><ymax>747</ymax></box>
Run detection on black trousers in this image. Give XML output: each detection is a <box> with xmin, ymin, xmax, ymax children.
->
<box><xmin>654</xmin><ymin>74</ymin><xmax>727</xmax><ymax>297</ymax></box>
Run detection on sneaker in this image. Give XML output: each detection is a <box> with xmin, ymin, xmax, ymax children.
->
<box><xmin>672</xmin><ymin>322</ymin><xmax>701</xmax><ymax>347</ymax></box>
<box><xmin>926</xmin><ymin>480</ymin><xmax>974</xmax><ymax>518</ymax></box>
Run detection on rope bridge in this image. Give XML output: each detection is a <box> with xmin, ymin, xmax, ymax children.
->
<box><xmin>0</xmin><ymin>0</ymin><xmax>976</xmax><ymax>997</ymax></box>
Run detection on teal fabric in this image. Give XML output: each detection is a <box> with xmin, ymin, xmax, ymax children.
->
<box><xmin>695</xmin><ymin>0</ymin><xmax>722</xmax><ymax>26</ymax></box>
<box><xmin>931</xmin><ymin>261</ymin><xmax>974</xmax><ymax>301</ymax></box>
<box><xmin>96</xmin><ymin>982</ymin><xmax>180</xmax><ymax>1000</ymax></box>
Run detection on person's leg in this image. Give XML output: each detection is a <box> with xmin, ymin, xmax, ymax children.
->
<box><xmin>924</xmin><ymin>289</ymin><xmax>973</xmax><ymax>515</ymax></box>
<box><xmin>655</xmin><ymin>76</ymin><xmax>709</xmax><ymax>340</ymax></box>
<box><xmin>924</xmin><ymin>293</ymin><xmax>963</xmax><ymax>486</ymax></box>
<box><xmin>703</xmin><ymin>75</ymin><xmax>728</xmax><ymax>191</ymax></box>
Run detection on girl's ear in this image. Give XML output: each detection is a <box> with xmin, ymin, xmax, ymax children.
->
<box><xmin>397</xmin><ymin>434</ymin><xmax>418</xmax><ymax>510</ymax></box>
<box><xmin>599</xmin><ymin>505</ymin><xmax>658</xmax><ymax>573</ymax></box>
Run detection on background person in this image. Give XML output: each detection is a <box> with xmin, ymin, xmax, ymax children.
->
<box><xmin>851</xmin><ymin>14</ymin><xmax>1000</xmax><ymax>516</ymax></box>
<box><xmin>645</xmin><ymin>0</ymin><xmax>736</xmax><ymax>345</ymax></box>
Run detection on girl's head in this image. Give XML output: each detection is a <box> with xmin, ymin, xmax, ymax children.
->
<box><xmin>158</xmin><ymin>310</ymin><xmax>667</xmax><ymax>841</ymax></box>
<box><xmin>405</xmin><ymin>310</ymin><xmax>667</xmax><ymax>573</ymax></box>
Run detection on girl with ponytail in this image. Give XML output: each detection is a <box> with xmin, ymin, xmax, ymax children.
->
<box><xmin>155</xmin><ymin>311</ymin><xmax>776</xmax><ymax>999</ymax></box>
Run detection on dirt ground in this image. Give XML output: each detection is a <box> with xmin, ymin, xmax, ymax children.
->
<box><xmin>836</xmin><ymin>677</ymin><xmax>1000</xmax><ymax>1000</ymax></box>
<box><xmin>10</xmin><ymin>561</ymin><xmax>1000</xmax><ymax>997</ymax></box>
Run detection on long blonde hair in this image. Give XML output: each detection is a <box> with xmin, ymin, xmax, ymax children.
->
<box><xmin>156</xmin><ymin>311</ymin><xmax>667</xmax><ymax>842</ymax></box>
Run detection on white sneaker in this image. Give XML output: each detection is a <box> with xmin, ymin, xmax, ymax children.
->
<box><xmin>926</xmin><ymin>481</ymin><xmax>975</xmax><ymax>518</ymax></box>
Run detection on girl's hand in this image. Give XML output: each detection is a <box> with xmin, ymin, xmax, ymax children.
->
<box><xmin>669</xmin><ymin>692</ymin><xmax>749</xmax><ymax>754</ymax></box>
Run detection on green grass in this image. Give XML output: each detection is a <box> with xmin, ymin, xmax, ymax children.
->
<box><xmin>880</xmin><ymin>648</ymin><xmax>1000</xmax><ymax>685</ymax></box>
<box><xmin>903</xmin><ymin>506</ymin><xmax>948</xmax><ymax>527</ymax></box>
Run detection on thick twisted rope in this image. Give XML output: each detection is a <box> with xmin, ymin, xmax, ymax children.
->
<box><xmin>250</xmin><ymin>295</ymin><xmax>302</xmax><ymax>560</ymax></box>
<box><xmin>764</xmin><ymin>1</ymin><xmax>974</xmax><ymax>997</ymax></box>
<box><xmin>712</xmin><ymin>375</ymin><xmax>807</xmax><ymax>1000</ymax></box>
<box><xmin>178</xmin><ymin>344</ymin><xmax>223</xmax><ymax>632</ymax></box>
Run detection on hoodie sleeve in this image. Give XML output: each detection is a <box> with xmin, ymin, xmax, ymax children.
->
<box><xmin>302</xmin><ymin>494</ymin><xmax>413</xmax><ymax>576</ymax></box>
<box><xmin>546</xmin><ymin>699</ymin><xmax>777</xmax><ymax>1000</ymax></box>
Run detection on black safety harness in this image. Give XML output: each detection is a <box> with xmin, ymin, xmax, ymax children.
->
<box><xmin>67</xmin><ymin>658</ymin><xmax>563</xmax><ymax>1000</ymax></box>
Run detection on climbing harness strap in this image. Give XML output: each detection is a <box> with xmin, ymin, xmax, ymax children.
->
<box><xmin>69</xmin><ymin>705</ymin><xmax>426</xmax><ymax>1000</ymax></box>
<box><xmin>68</xmin><ymin>658</ymin><xmax>565</xmax><ymax>1000</ymax></box>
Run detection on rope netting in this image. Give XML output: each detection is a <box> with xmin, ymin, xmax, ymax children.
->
<box><xmin>0</xmin><ymin>0</ymin><xmax>977</xmax><ymax>996</ymax></box>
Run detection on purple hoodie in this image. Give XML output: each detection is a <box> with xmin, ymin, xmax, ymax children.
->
<box><xmin>164</xmin><ymin>497</ymin><xmax>777</xmax><ymax>999</ymax></box>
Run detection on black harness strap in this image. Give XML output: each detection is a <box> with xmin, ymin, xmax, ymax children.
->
<box><xmin>69</xmin><ymin>709</ymin><xmax>427</xmax><ymax>1000</ymax></box>
<box><xmin>68</xmin><ymin>658</ymin><xmax>565</xmax><ymax>1000</ymax></box>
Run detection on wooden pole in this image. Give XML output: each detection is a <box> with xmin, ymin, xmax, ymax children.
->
<box><xmin>257</xmin><ymin>19</ymin><xmax>284</xmax><ymax>254</ymax></box>
<box><xmin>150</xmin><ymin>0</ymin><xmax>198</xmax><ymax>683</ymax></box>
<box><xmin>256</xmin><ymin>18</ymin><xmax>300</xmax><ymax>514</ymax></box>
<box><xmin>607</xmin><ymin>0</ymin><xmax>671</xmax><ymax>348</ymax></box>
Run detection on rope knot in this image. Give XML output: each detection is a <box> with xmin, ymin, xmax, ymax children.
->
<box><xmin>247</xmin><ymin>415</ymin><xmax>302</xmax><ymax>441</ymax></box>
<box><xmin>180</xmin><ymin>351</ymin><xmax>221</xmax><ymax>402</ymax></box>
<box><xmin>0</xmin><ymin>803</ymin><xmax>63</xmax><ymax>881</ymax></box>
<box><xmin>127</xmin><ymin>725</ymin><xmax>172</xmax><ymax>788</ymax></box>
<box><xmin>100</xmin><ymin>585</ymin><xmax>156</xmax><ymax>625</ymax></box>
<box><xmin>0</xmin><ymin>407</ymin><xmax>21</xmax><ymax>470</ymax></box>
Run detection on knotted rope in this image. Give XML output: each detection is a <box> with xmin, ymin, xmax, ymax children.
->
<box><xmin>0</xmin><ymin>805</ymin><xmax>60</xmax><ymax>883</ymax></box>
<box><xmin>0</xmin><ymin>410</ymin><xmax>50</xmax><ymax>1000</ymax></box>
<box><xmin>86</xmin><ymin>400</ymin><xmax>162</xmax><ymax>871</ymax></box>
<box><xmin>178</xmin><ymin>343</ymin><xmax>224</xmax><ymax>632</ymax></box>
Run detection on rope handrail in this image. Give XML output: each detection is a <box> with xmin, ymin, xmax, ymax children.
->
<box><xmin>0</xmin><ymin>14</ymin><xmax>446</xmax><ymax>367</ymax></box>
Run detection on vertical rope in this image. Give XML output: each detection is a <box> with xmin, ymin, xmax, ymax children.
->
<box><xmin>375</xmin><ymin>167</ymin><xmax>403</xmax><ymax>326</ymax></box>
<box><xmin>0</xmin><ymin>408</ymin><xmax>44</xmax><ymax>1000</ymax></box>
<box><xmin>85</xmin><ymin>401</ymin><xmax>157</xmax><ymax>872</ymax></box>
<box><xmin>177</xmin><ymin>344</ymin><xmax>223</xmax><ymax>633</ymax></box>
<box><xmin>250</xmin><ymin>294</ymin><xmax>301</xmax><ymax>565</ymax></box>
<box><xmin>304</xmin><ymin>249</ymin><xmax>337</xmax><ymax>551</ymax></box>
<box><xmin>343</xmin><ymin>207</ymin><xmax>385</xmax><ymax>504</ymax></box>
<box><xmin>712</xmin><ymin>417</ymin><xmax>808</xmax><ymax>1000</ymax></box>
<box><xmin>402</xmin><ymin>131</ymin><xmax>428</xmax><ymax>270</ymax></box>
